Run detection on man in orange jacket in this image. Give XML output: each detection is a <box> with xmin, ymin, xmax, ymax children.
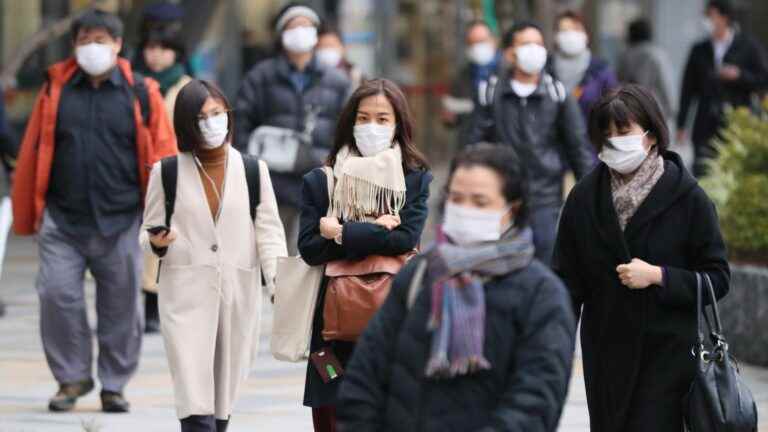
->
<box><xmin>11</xmin><ymin>9</ymin><xmax>177</xmax><ymax>413</ymax></box>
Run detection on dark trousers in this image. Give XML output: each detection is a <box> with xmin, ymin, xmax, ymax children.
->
<box><xmin>312</xmin><ymin>406</ymin><xmax>337</xmax><ymax>432</ymax></box>
<box><xmin>530</xmin><ymin>205</ymin><xmax>561</xmax><ymax>267</ymax></box>
<box><xmin>692</xmin><ymin>138</ymin><xmax>719</xmax><ymax>178</ymax></box>
<box><xmin>180</xmin><ymin>415</ymin><xmax>229</xmax><ymax>432</ymax></box>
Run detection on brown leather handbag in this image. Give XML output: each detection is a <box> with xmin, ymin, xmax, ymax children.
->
<box><xmin>322</xmin><ymin>252</ymin><xmax>414</xmax><ymax>342</ymax></box>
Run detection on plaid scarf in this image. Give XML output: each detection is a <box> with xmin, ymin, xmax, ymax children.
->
<box><xmin>424</xmin><ymin>227</ymin><xmax>535</xmax><ymax>378</ymax></box>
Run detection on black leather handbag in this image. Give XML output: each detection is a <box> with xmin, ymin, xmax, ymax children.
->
<box><xmin>683</xmin><ymin>273</ymin><xmax>758</xmax><ymax>432</ymax></box>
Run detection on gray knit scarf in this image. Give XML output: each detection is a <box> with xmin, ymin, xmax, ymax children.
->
<box><xmin>425</xmin><ymin>227</ymin><xmax>535</xmax><ymax>378</ymax></box>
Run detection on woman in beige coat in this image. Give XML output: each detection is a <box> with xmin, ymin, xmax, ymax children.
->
<box><xmin>141</xmin><ymin>80</ymin><xmax>287</xmax><ymax>432</ymax></box>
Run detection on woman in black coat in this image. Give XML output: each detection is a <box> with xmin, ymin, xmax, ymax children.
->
<box><xmin>553</xmin><ymin>84</ymin><xmax>730</xmax><ymax>432</ymax></box>
<box><xmin>298</xmin><ymin>79</ymin><xmax>432</xmax><ymax>431</ymax></box>
<box><xmin>337</xmin><ymin>145</ymin><xmax>576</xmax><ymax>432</ymax></box>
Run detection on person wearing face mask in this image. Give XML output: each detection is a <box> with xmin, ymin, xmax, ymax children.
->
<box><xmin>298</xmin><ymin>79</ymin><xmax>431</xmax><ymax>432</ymax></box>
<box><xmin>316</xmin><ymin>23</ymin><xmax>365</xmax><ymax>90</ymax></box>
<box><xmin>442</xmin><ymin>21</ymin><xmax>503</xmax><ymax>148</ymax></box>
<box><xmin>553</xmin><ymin>84</ymin><xmax>730</xmax><ymax>432</ymax></box>
<box><xmin>141</xmin><ymin>80</ymin><xmax>287</xmax><ymax>432</ymax></box>
<box><xmin>11</xmin><ymin>9</ymin><xmax>177</xmax><ymax>413</ymax></box>
<box><xmin>553</xmin><ymin>10</ymin><xmax>618</xmax><ymax>124</ymax></box>
<box><xmin>336</xmin><ymin>144</ymin><xmax>576</xmax><ymax>432</ymax></box>
<box><xmin>677</xmin><ymin>0</ymin><xmax>768</xmax><ymax>177</ymax></box>
<box><xmin>236</xmin><ymin>3</ymin><xmax>351</xmax><ymax>256</ymax></box>
<box><xmin>467</xmin><ymin>21</ymin><xmax>594</xmax><ymax>266</ymax></box>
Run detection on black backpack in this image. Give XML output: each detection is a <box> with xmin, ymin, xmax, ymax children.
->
<box><xmin>159</xmin><ymin>154</ymin><xmax>261</xmax><ymax>228</ymax></box>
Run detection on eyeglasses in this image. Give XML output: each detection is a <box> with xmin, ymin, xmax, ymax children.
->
<box><xmin>197</xmin><ymin>109</ymin><xmax>232</xmax><ymax>121</ymax></box>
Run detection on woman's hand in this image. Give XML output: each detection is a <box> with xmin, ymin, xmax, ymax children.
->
<box><xmin>616</xmin><ymin>258</ymin><xmax>663</xmax><ymax>289</ymax></box>
<box><xmin>320</xmin><ymin>217</ymin><xmax>343</xmax><ymax>240</ymax></box>
<box><xmin>374</xmin><ymin>214</ymin><xmax>401</xmax><ymax>231</ymax></box>
<box><xmin>149</xmin><ymin>229</ymin><xmax>177</xmax><ymax>248</ymax></box>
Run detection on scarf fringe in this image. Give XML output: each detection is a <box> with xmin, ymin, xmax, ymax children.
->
<box><xmin>332</xmin><ymin>175</ymin><xmax>406</xmax><ymax>222</ymax></box>
<box><xmin>426</xmin><ymin>355</ymin><xmax>492</xmax><ymax>379</ymax></box>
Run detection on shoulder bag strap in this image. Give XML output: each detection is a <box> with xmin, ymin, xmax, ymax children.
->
<box><xmin>160</xmin><ymin>156</ymin><xmax>178</xmax><ymax>228</ymax></box>
<box><xmin>241</xmin><ymin>155</ymin><xmax>261</xmax><ymax>221</ymax></box>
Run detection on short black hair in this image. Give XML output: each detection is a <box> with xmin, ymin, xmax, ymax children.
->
<box><xmin>173</xmin><ymin>80</ymin><xmax>234</xmax><ymax>153</ymax></box>
<box><xmin>627</xmin><ymin>19</ymin><xmax>652</xmax><ymax>45</ymax></box>
<box><xmin>141</xmin><ymin>26</ymin><xmax>186</xmax><ymax>60</ymax></box>
<box><xmin>707</xmin><ymin>0</ymin><xmax>735</xmax><ymax>20</ymax></box>
<box><xmin>318</xmin><ymin>21</ymin><xmax>341</xmax><ymax>38</ymax></box>
<box><xmin>71</xmin><ymin>9</ymin><xmax>124</xmax><ymax>42</ymax></box>
<box><xmin>446</xmin><ymin>144</ymin><xmax>529</xmax><ymax>227</ymax></box>
<box><xmin>502</xmin><ymin>21</ymin><xmax>543</xmax><ymax>48</ymax></box>
<box><xmin>588</xmin><ymin>84</ymin><xmax>670</xmax><ymax>153</ymax></box>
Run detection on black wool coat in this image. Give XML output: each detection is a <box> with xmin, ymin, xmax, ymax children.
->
<box><xmin>336</xmin><ymin>255</ymin><xmax>576</xmax><ymax>432</ymax></box>
<box><xmin>298</xmin><ymin>166</ymin><xmax>432</xmax><ymax>408</ymax></box>
<box><xmin>553</xmin><ymin>152</ymin><xmax>730</xmax><ymax>432</ymax></box>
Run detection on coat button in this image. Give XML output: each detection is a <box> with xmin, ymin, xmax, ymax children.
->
<box><xmin>211</xmin><ymin>244</ymin><xmax>218</xmax><ymax>252</ymax></box>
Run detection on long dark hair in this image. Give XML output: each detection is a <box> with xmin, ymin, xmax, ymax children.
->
<box><xmin>326</xmin><ymin>78</ymin><xmax>429</xmax><ymax>171</ymax></box>
<box><xmin>173</xmin><ymin>80</ymin><xmax>234</xmax><ymax>152</ymax></box>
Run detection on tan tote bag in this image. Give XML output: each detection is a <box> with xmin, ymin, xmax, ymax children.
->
<box><xmin>271</xmin><ymin>166</ymin><xmax>335</xmax><ymax>362</ymax></box>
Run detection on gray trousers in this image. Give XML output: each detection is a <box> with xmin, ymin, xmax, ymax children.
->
<box><xmin>278</xmin><ymin>204</ymin><xmax>300</xmax><ymax>256</ymax></box>
<box><xmin>36</xmin><ymin>211</ymin><xmax>143</xmax><ymax>392</ymax></box>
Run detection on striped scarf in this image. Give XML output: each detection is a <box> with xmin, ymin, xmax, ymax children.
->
<box><xmin>425</xmin><ymin>227</ymin><xmax>535</xmax><ymax>378</ymax></box>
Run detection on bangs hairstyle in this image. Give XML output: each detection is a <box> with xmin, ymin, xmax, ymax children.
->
<box><xmin>447</xmin><ymin>143</ymin><xmax>529</xmax><ymax>227</ymax></box>
<box><xmin>173</xmin><ymin>80</ymin><xmax>234</xmax><ymax>153</ymax></box>
<box><xmin>327</xmin><ymin>78</ymin><xmax>430</xmax><ymax>171</ymax></box>
<box><xmin>588</xmin><ymin>84</ymin><xmax>669</xmax><ymax>153</ymax></box>
<box><xmin>502</xmin><ymin>20</ymin><xmax>543</xmax><ymax>48</ymax></box>
<box><xmin>71</xmin><ymin>9</ymin><xmax>124</xmax><ymax>42</ymax></box>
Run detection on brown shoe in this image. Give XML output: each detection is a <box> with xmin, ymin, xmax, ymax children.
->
<box><xmin>100</xmin><ymin>391</ymin><xmax>130</xmax><ymax>413</ymax></box>
<box><xmin>48</xmin><ymin>378</ymin><xmax>94</xmax><ymax>412</ymax></box>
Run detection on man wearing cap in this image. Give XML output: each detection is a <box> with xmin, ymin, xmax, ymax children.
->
<box><xmin>235</xmin><ymin>3</ymin><xmax>350</xmax><ymax>256</ymax></box>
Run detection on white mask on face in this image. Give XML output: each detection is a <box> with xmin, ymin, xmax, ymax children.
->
<box><xmin>467</xmin><ymin>42</ymin><xmax>496</xmax><ymax>66</ymax></box>
<box><xmin>198</xmin><ymin>113</ymin><xmax>229</xmax><ymax>149</ymax></box>
<box><xmin>316</xmin><ymin>48</ymin><xmax>343</xmax><ymax>68</ymax></box>
<box><xmin>75</xmin><ymin>43</ymin><xmax>116</xmax><ymax>77</ymax></box>
<box><xmin>282</xmin><ymin>26</ymin><xmax>318</xmax><ymax>53</ymax></box>
<box><xmin>702</xmin><ymin>18</ymin><xmax>715</xmax><ymax>35</ymax></box>
<box><xmin>443</xmin><ymin>202</ymin><xmax>511</xmax><ymax>245</ymax></box>
<box><xmin>515</xmin><ymin>43</ymin><xmax>548</xmax><ymax>75</ymax></box>
<box><xmin>557</xmin><ymin>30</ymin><xmax>588</xmax><ymax>56</ymax></box>
<box><xmin>599</xmin><ymin>131</ymin><xmax>649</xmax><ymax>174</ymax></box>
<box><xmin>353</xmin><ymin>123</ymin><xmax>395</xmax><ymax>157</ymax></box>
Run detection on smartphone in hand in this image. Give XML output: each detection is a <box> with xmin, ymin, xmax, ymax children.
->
<box><xmin>147</xmin><ymin>225</ymin><xmax>170</xmax><ymax>236</ymax></box>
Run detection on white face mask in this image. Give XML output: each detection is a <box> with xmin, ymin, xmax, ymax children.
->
<box><xmin>443</xmin><ymin>202</ymin><xmax>511</xmax><ymax>245</ymax></box>
<box><xmin>599</xmin><ymin>131</ymin><xmax>649</xmax><ymax>174</ymax></box>
<box><xmin>557</xmin><ymin>30</ymin><xmax>588</xmax><ymax>56</ymax></box>
<box><xmin>467</xmin><ymin>42</ymin><xmax>496</xmax><ymax>66</ymax></box>
<box><xmin>316</xmin><ymin>48</ymin><xmax>343</xmax><ymax>68</ymax></box>
<box><xmin>353</xmin><ymin>123</ymin><xmax>395</xmax><ymax>157</ymax></box>
<box><xmin>198</xmin><ymin>113</ymin><xmax>229</xmax><ymax>149</ymax></box>
<box><xmin>515</xmin><ymin>43</ymin><xmax>548</xmax><ymax>75</ymax></box>
<box><xmin>282</xmin><ymin>26</ymin><xmax>318</xmax><ymax>54</ymax></box>
<box><xmin>75</xmin><ymin>43</ymin><xmax>116</xmax><ymax>77</ymax></box>
<box><xmin>702</xmin><ymin>18</ymin><xmax>715</xmax><ymax>35</ymax></box>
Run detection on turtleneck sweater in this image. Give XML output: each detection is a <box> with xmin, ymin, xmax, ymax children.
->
<box><xmin>194</xmin><ymin>144</ymin><xmax>228</xmax><ymax>220</ymax></box>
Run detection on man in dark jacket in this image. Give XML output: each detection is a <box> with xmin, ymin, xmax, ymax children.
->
<box><xmin>677</xmin><ymin>0</ymin><xmax>768</xmax><ymax>177</ymax></box>
<box><xmin>235</xmin><ymin>4</ymin><xmax>350</xmax><ymax>255</ymax></box>
<box><xmin>467</xmin><ymin>21</ymin><xmax>594</xmax><ymax>266</ymax></box>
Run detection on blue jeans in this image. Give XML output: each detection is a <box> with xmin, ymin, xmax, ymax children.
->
<box><xmin>529</xmin><ymin>205</ymin><xmax>561</xmax><ymax>267</ymax></box>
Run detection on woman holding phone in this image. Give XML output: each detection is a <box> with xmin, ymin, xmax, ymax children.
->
<box><xmin>140</xmin><ymin>79</ymin><xmax>287</xmax><ymax>432</ymax></box>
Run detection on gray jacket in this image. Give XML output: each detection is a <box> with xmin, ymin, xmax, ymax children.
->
<box><xmin>617</xmin><ymin>42</ymin><xmax>677</xmax><ymax>118</ymax></box>
<box><xmin>467</xmin><ymin>72</ymin><xmax>595</xmax><ymax>208</ymax></box>
<box><xmin>234</xmin><ymin>55</ymin><xmax>350</xmax><ymax>207</ymax></box>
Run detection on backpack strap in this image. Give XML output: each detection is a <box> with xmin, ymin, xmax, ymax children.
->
<box><xmin>241</xmin><ymin>155</ymin><xmax>261</xmax><ymax>221</ymax></box>
<box><xmin>160</xmin><ymin>156</ymin><xmax>178</xmax><ymax>227</ymax></box>
<box><xmin>131</xmin><ymin>72</ymin><xmax>151</xmax><ymax>126</ymax></box>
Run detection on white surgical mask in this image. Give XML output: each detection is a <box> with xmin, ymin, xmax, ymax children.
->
<box><xmin>515</xmin><ymin>43</ymin><xmax>548</xmax><ymax>75</ymax></box>
<box><xmin>353</xmin><ymin>123</ymin><xmax>395</xmax><ymax>157</ymax></box>
<box><xmin>599</xmin><ymin>131</ymin><xmax>649</xmax><ymax>174</ymax></box>
<box><xmin>316</xmin><ymin>48</ymin><xmax>343</xmax><ymax>68</ymax></box>
<box><xmin>467</xmin><ymin>42</ymin><xmax>496</xmax><ymax>66</ymax></box>
<box><xmin>198</xmin><ymin>113</ymin><xmax>229</xmax><ymax>149</ymax></box>
<box><xmin>443</xmin><ymin>202</ymin><xmax>511</xmax><ymax>245</ymax></box>
<box><xmin>75</xmin><ymin>43</ymin><xmax>116</xmax><ymax>77</ymax></box>
<box><xmin>557</xmin><ymin>30</ymin><xmax>588</xmax><ymax>56</ymax></box>
<box><xmin>282</xmin><ymin>26</ymin><xmax>318</xmax><ymax>54</ymax></box>
<box><xmin>702</xmin><ymin>18</ymin><xmax>715</xmax><ymax>35</ymax></box>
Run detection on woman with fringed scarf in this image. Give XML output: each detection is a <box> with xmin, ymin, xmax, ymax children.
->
<box><xmin>336</xmin><ymin>144</ymin><xmax>577</xmax><ymax>432</ymax></box>
<box><xmin>298</xmin><ymin>78</ymin><xmax>432</xmax><ymax>432</ymax></box>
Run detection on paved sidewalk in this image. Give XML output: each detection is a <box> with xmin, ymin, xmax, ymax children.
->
<box><xmin>1</xmin><ymin>235</ymin><xmax>766</xmax><ymax>431</ymax></box>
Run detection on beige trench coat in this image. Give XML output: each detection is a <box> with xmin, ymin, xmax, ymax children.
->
<box><xmin>140</xmin><ymin>148</ymin><xmax>286</xmax><ymax>419</ymax></box>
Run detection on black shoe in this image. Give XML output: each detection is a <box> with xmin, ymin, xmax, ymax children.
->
<box><xmin>181</xmin><ymin>415</ymin><xmax>215</xmax><ymax>432</ymax></box>
<box><xmin>145</xmin><ymin>317</ymin><xmax>160</xmax><ymax>333</ymax></box>
<box><xmin>216</xmin><ymin>417</ymin><xmax>230</xmax><ymax>432</ymax></box>
<box><xmin>48</xmin><ymin>378</ymin><xmax>94</xmax><ymax>412</ymax></box>
<box><xmin>100</xmin><ymin>390</ymin><xmax>130</xmax><ymax>413</ymax></box>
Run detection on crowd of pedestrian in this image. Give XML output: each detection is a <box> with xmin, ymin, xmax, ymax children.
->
<box><xmin>0</xmin><ymin>0</ymin><xmax>766</xmax><ymax>431</ymax></box>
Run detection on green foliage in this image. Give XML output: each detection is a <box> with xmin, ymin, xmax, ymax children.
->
<box><xmin>701</xmin><ymin>101</ymin><xmax>768</xmax><ymax>262</ymax></box>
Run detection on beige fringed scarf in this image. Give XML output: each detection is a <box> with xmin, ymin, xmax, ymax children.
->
<box><xmin>331</xmin><ymin>144</ymin><xmax>406</xmax><ymax>222</ymax></box>
<box><xmin>610</xmin><ymin>147</ymin><xmax>665</xmax><ymax>231</ymax></box>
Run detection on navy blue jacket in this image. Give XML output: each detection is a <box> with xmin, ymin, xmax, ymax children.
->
<box><xmin>298</xmin><ymin>166</ymin><xmax>432</xmax><ymax>407</ymax></box>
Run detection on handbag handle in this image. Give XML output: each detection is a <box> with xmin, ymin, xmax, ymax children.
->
<box><xmin>695</xmin><ymin>272</ymin><xmax>727</xmax><ymax>361</ymax></box>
